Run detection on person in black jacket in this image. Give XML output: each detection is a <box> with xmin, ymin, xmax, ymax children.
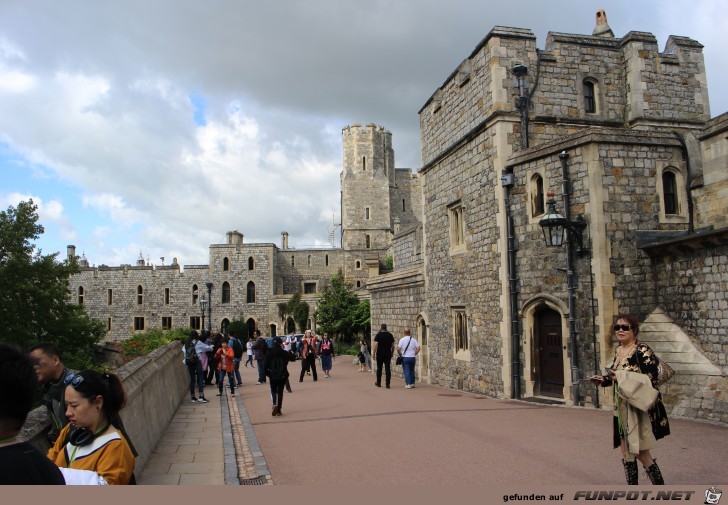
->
<box><xmin>263</xmin><ymin>337</ymin><xmax>296</xmax><ymax>416</ymax></box>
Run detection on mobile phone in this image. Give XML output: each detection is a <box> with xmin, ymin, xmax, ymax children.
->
<box><xmin>604</xmin><ymin>368</ymin><xmax>614</xmax><ymax>376</ymax></box>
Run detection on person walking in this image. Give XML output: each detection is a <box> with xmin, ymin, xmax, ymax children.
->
<box><xmin>244</xmin><ymin>337</ymin><xmax>255</xmax><ymax>368</ymax></box>
<box><xmin>253</xmin><ymin>330</ymin><xmax>268</xmax><ymax>384</ymax></box>
<box><xmin>264</xmin><ymin>337</ymin><xmax>297</xmax><ymax>416</ymax></box>
<box><xmin>214</xmin><ymin>338</ymin><xmax>236</xmax><ymax>397</ymax></box>
<box><xmin>183</xmin><ymin>330</ymin><xmax>212</xmax><ymax>403</ymax></box>
<box><xmin>359</xmin><ymin>338</ymin><xmax>372</xmax><ymax>372</ymax></box>
<box><xmin>298</xmin><ymin>330</ymin><xmax>318</xmax><ymax>382</ymax></box>
<box><xmin>228</xmin><ymin>330</ymin><xmax>244</xmax><ymax>388</ymax></box>
<box><xmin>397</xmin><ymin>327</ymin><xmax>420</xmax><ymax>388</ymax></box>
<box><xmin>372</xmin><ymin>323</ymin><xmax>395</xmax><ymax>388</ymax></box>
<box><xmin>590</xmin><ymin>314</ymin><xmax>670</xmax><ymax>485</ymax></box>
<box><xmin>319</xmin><ymin>333</ymin><xmax>335</xmax><ymax>378</ymax></box>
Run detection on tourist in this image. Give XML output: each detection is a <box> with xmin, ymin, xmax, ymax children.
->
<box><xmin>205</xmin><ymin>332</ymin><xmax>223</xmax><ymax>385</ymax></box>
<box><xmin>263</xmin><ymin>337</ymin><xmax>297</xmax><ymax>416</ymax></box>
<box><xmin>184</xmin><ymin>330</ymin><xmax>212</xmax><ymax>403</ymax></box>
<box><xmin>244</xmin><ymin>337</ymin><xmax>255</xmax><ymax>368</ymax></box>
<box><xmin>359</xmin><ymin>338</ymin><xmax>372</xmax><ymax>372</ymax></box>
<box><xmin>590</xmin><ymin>314</ymin><xmax>670</xmax><ymax>485</ymax></box>
<box><xmin>319</xmin><ymin>333</ymin><xmax>335</xmax><ymax>378</ymax></box>
<box><xmin>397</xmin><ymin>327</ymin><xmax>420</xmax><ymax>389</ymax></box>
<box><xmin>214</xmin><ymin>338</ymin><xmax>236</xmax><ymax>397</ymax></box>
<box><xmin>253</xmin><ymin>330</ymin><xmax>268</xmax><ymax>384</ymax></box>
<box><xmin>228</xmin><ymin>330</ymin><xmax>244</xmax><ymax>388</ymax></box>
<box><xmin>298</xmin><ymin>330</ymin><xmax>318</xmax><ymax>382</ymax></box>
<box><xmin>48</xmin><ymin>370</ymin><xmax>135</xmax><ymax>485</ymax></box>
<box><xmin>372</xmin><ymin>323</ymin><xmax>395</xmax><ymax>388</ymax></box>
<box><xmin>0</xmin><ymin>343</ymin><xmax>65</xmax><ymax>484</ymax></box>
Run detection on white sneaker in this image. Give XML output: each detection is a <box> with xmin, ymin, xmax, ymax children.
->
<box><xmin>405</xmin><ymin>385</ymin><xmax>412</xmax><ymax>389</ymax></box>
<box><xmin>256</xmin><ymin>381</ymin><xmax>262</xmax><ymax>385</ymax></box>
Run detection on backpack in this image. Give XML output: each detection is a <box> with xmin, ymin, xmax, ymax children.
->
<box><xmin>268</xmin><ymin>356</ymin><xmax>287</xmax><ymax>382</ymax></box>
<box><xmin>230</xmin><ymin>337</ymin><xmax>244</xmax><ymax>359</ymax></box>
<box><xmin>185</xmin><ymin>340</ymin><xmax>199</xmax><ymax>365</ymax></box>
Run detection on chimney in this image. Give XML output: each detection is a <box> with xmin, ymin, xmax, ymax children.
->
<box><xmin>592</xmin><ymin>9</ymin><xmax>614</xmax><ymax>38</ymax></box>
<box><xmin>67</xmin><ymin>245</ymin><xmax>76</xmax><ymax>261</ymax></box>
<box><xmin>281</xmin><ymin>232</ymin><xmax>289</xmax><ymax>250</ymax></box>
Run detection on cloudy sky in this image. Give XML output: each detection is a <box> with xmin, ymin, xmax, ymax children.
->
<box><xmin>2</xmin><ymin>0</ymin><xmax>726</xmax><ymax>268</ymax></box>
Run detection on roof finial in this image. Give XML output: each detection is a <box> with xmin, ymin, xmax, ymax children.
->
<box><xmin>593</xmin><ymin>9</ymin><xmax>614</xmax><ymax>38</ymax></box>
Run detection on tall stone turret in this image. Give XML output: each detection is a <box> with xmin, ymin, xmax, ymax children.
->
<box><xmin>340</xmin><ymin>123</ymin><xmax>395</xmax><ymax>284</ymax></box>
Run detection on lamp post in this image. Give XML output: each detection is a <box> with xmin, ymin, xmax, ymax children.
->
<box><xmin>199</xmin><ymin>297</ymin><xmax>208</xmax><ymax>333</ymax></box>
<box><xmin>205</xmin><ymin>282</ymin><xmax>213</xmax><ymax>332</ymax></box>
<box><xmin>539</xmin><ymin>151</ymin><xmax>588</xmax><ymax>405</ymax></box>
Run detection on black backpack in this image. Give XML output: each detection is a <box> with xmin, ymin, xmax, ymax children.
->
<box><xmin>185</xmin><ymin>340</ymin><xmax>199</xmax><ymax>365</ymax></box>
<box><xmin>268</xmin><ymin>356</ymin><xmax>286</xmax><ymax>382</ymax></box>
<box><xmin>231</xmin><ymin>338</ymin><xmax>244</xmax><ymax>359</ymax></box>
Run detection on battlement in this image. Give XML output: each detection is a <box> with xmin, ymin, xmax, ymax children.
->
<box><xmin>342</xmin><ymin>123</ymin><xmax>391</xmax><ymax>140</ymax></box>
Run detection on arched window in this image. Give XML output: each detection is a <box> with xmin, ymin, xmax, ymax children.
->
<box><xmin>355</xmin><ymin>260</ymin><xmax>361</xmax><ymax>269</ymax></box>
<box><xmin>223</xmin><ymin>257</ymin><xmax>229</xmax><ymax>271</ymax></box>
<box><xmin>454</xmin><ymin>310</ymin><xmax>468</xmax><ymax>352</ymax></box>
<box><xmin>662</xmin><ymin>171</ymin><xmax>678</xmax><ymax>215</ymax></box>
<box><xmin>137</xmin><ymin>285</ymin><xmax>144</xmax><ymax>305</ymax></box>
<box><xmin>192</xmin><ymin>284</ymin><xmax>199</xmax><ymax>305</ymax></box>
<box><xmin>583</xmin><ymin>79</ymin><xmax>596</xmax><ymax>114</ymax></box>
<box><xmin>308</xmin><ymin>255</ymin><xmax>312</xmax><ymax>267</ymax></box>
<box><xmin>222</xmin><ymin>281</ymin><xmax>231</xmax><ymax>304</ymax></box>
<box><xmin>247</xmin><ymin>281</ymin><xmax>256</xmax><ymax>303</ymax></box>
<box><xmin>531</xmin><ymin>174</ymin><xmax>545</xmax><ymax>217</ymax></box>
<box><xmin>418</xmin><ymin>316</ymin><xmax>428</xmax><ymax>346</ymax></box>
<box><xmin>248</xmin><ymin>256</ymin><xmax>254</xmax><ymax>270</ymax></box>
<box><xmin>365</xmin><ymin>235</ymin><xmax>371</xmax><ymax>249</ymax></box>
<box><xmin>78</xmin><ymin>286</ymin><xmax>84</xmax><ymax>305</ymax></box>
<box><xmin>356</xmin><ymin>280</ymin><xmax>361</xmax><ymax>288</ymax></box>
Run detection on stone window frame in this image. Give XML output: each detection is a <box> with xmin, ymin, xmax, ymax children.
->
<box><xmin>529</xmin><ymin>172</ymin><xmax>546</xmax><ymax>219</ymax></box>
<box><xmin>78</xmin><ymin>286</ymin><xmax>84</xmax><ymax>305</ymax></box>
<box><xmin>365</xmin><ymin>234</ymin><xmax>371</xmax><ymax>249</ymax></box>
<box><xmin>302</xmin><ymin>281</ymin><xmax>318</xmax><ymax>294</ymax></box>
<box><xmin>161</xmin><ymin>316</ymin><xmax>172</xmax><ymax>330</ymax></box>
<box><xmin>656</xmin><ymin>164</ymin><xmax>689</xmax><ymax>224</ymax></box>
<box><xmin>325</xmin><ymin>254</ymin><xmax>329</xmax><ymax>267</ymax></box>
<box><xmin>447</xmin><ymin>200</ymin><xmax>466</xmax><ymax>255</ymax></box>
<box><xmin>190</xmin><ymin>316</ymin><xmax>201</xmax><ymax>331</ymax></box>
<box><xmin>221</xmin><ymin>281</ymin><xmax>231</xmax><ymax>304</ymax></box>
<box><xmin>248</xmin><ymin>256</ymin><xmax>254</xmax><ymax>270</ymax></box>
<box><xmin>451</xmin><ymin>305</ymin><xmax>471</xmax><ymax>362</ymax></box>
<box><xmin>308</xmin><ymin>254</ymin><xmax>312</xmax><ymax>267</ymax></box>
<box><xmin>356</xmin><ymin>280</ymin><xmax>361</xmax><ymax>288</ymax></box>
<box><xmin>133</xmin><ymin>316</ymin><xmax>145</xmax><ymax>331</ymax></box>
<box><xmin>136</xmin><ymin>285</ymin><xmax>144</xmax><ymax>305</ymax></box>
<box><xmin>355</xmin><ymin>260</ymin><xmax>361</xmax><ymax>270</ymax></box>
<box><xmin>107</xmin><ymin>289</ymin><xmax>113</xmax><ymax>306</ymax></box>
<box><xmin>192</xmin><ymin>284</ymin><xmax>199</xmax><ymax>305</ymax></box>
<box><xmin>246</xmin><ymin>281</ymin><xmax>256</xmax><ymax>304</ymax></box>
<box><xmin>223</xmin><ymin>257</ymin><xmax>229</xmax><ymax>271</ymax></box>
<box><xmin>291</xmin><ymin>255</ymin><xmax>295</xmax><ymax>267</ymax></box>
<box><xmin>164</xmin><ymin>287</ymin><xmax>171</xmax><ymax>305</ymax></box>
<box><xmin>576</xmin><ymin>73</ymin><xmax>606</xmax><ymax>120</ymax></box>
<box><xmin>365</xmin><ymin>207</ymin><xmax>370</xmax><ymax>220</ymax></box>
<box><xmin>107</xmin><ymin>318</ymin><xmax>112</xmax><ymax>332</ymax></box>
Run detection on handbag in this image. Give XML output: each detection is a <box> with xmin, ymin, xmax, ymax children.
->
<box><xmin>655</xmin><ymin>358</ymin><xmax>675</xmax><ymax>386</ymax></box>
<box><xmin>396</xmin><ymin>337</ymin><xmax>413</xmax><ymax>366</ymax></box>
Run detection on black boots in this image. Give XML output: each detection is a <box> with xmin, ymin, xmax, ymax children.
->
<box><xmin>623</xmin><ymin>459</ymin><xmax>639</xmax><ymax>485</ymax></box>
<box><xmin>645</xmin><ymin>461</ymin><xmax>665</xmax><ymax>485</ymax></box>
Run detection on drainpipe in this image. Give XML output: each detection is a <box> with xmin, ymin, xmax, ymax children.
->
<box><xmin>501</xmin><ymin>167</ymin><xmax>521</xmax><ymax>399</ymax></box>
<box><xmin>559</xmin><ymin>151</ymin><xmax>582</xmax><ymax>406</ymax></box>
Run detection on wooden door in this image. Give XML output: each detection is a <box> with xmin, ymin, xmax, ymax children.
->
<box><xmin>536</xmin><ymin>308</ymin><xmax>564</xmax><ymax>397</ymax></box>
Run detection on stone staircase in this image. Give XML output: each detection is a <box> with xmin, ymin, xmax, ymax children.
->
<box><xmin>639</xmin><ymin>307</ymin><xmax>727</xmax><ymax>424</ymax></box>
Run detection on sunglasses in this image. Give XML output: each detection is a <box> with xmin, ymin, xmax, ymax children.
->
<box><xmin>64</xmin><ymin>373</ymin><xmax>85</xmax><ymax>388</ymax></box>
<box><xmin>613</xmin><ymin>324</ymin><xmax>632</xmax><ymax>332</ymax></box>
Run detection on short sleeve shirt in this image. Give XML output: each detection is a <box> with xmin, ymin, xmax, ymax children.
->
<box><xmin>374</xmin><ymin>331</ymin><xmax>395</xmax><ymax>358</ymax></box>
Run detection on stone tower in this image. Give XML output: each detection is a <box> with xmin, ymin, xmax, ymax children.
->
<box><xmin>340</xmin><ymin>123</ymin><xmax>395</xmax><ymax>286</ymax></box>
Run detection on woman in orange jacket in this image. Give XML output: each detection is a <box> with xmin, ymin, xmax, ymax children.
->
<box><xmin>214</xmin><ymin>338</ymin><xmax>236</xmax><ymax>397</ymax></box>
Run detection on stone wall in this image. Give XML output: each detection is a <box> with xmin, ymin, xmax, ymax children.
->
<box><xmin>391</xmin><ymin>225</ymin><xmax>422</xmax><ymax>270</ymax></box>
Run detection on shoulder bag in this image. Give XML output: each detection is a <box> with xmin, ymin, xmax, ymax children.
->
<box><xmin>396</xmin><ymin>337</ymin><xmax>413</xmax><ymax>366</ymax></box>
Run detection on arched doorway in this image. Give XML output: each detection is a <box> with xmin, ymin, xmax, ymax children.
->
<box><xmin>535</xmin><ymin>306</ymin><xmax>564</xmax><ymax>397</ymax></box>
<box><xmin>221</xmin><ymin>318</ymin><xmax>230</xmax><ymax>336</ymax></box>
<box><xmin>269</xmin><ymin>323</ymin><xmax>277</xmax><ymax>337</ymax></box>
<box><xmin>246</xmin><ymin>318</ymin><xmax>256</xmax><ymax>339</ymax></box>
<box><xmin>416</xmin><ymin>314</ymin><xmax>430</xmax><ymax>384</ymax></box>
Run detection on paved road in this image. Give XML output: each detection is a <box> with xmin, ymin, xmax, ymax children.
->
<box><xmin>236</xmin><ymin>356</ymin><xmax>728</xmax><ymax>486</ymax></box>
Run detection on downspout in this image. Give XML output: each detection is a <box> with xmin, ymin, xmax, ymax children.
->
<box><xmin>502</xmin><ymin>167</ymin><xmax>521</xmax><ymax>399</ymax></box>
<box><xmin>672</xmin><ymin>131</ymin><xmax>695</xmax><ymax>234</ymax></box>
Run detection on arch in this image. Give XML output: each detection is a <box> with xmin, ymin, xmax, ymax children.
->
<box><xmin>223</xmin><ymin>257</ymin><xmax>229</xmax><ymax>271</ymax></box>
<box><xmin>355</xmin><ymin>260</ymin><xmax>361</xmax><ymax>269</ymax></box>
<box><xmin>286</xmin><ymin>316</ymin><xmax>296</xmax><ymax>334</ymax></box>
<box><xmin>221</xmin><ymin>281</ymin><xmax>231</xmax><ymax>304</ymax></box>
<box><xmin>583</xmin><ymin>78</ymin><xmax>597</xmax><ymax>113</ymax></box>
<box><xmin>269</xmin><ymin>323</ymin><xmax>277</xmax><ymax>337</ymax></box>
<box><xmin>192</xmin><ymin>284</ymin><xmax>199</xmax><ymax>305</ymax></box>
<box><xmin>248</xmin><ymin>256</ymin><xmax>254</xmax><ymax>270</ymax></box>
<box><xmin>246</xmin><ymin>318</ymin><xmax>256</xmax><ymax>339</ymax></box>
<box><xmin>137</xmin><ymin>285</ymin><xmax>143</xmax><ymax>305</ymax></box>
<box><xmin>416</xmin><ymin>313</ymin><xmax>428</xmax><ymax>346</ymax></box>
<box><xmin>365</xmin><ymin>234</ymin><xmax>371</xmax><ymax>249</ymax></box>
<box><xmin>530</xmin><ymin>173</ymin><xmax>545</xmax><ymax>217</ymax></box>
<box><xmin>246</xmin><ymin>281</ymin><xmax>256</xmax><ymax>303</ymax></box>
<box><xmin>78</xmin><ymin>286</ymin><xmax>85</xmax><ymax>305</ymax></box>
<box><xmin>221</xmin><ymin>318</ymin><xmax>230</xmax><ymax>334</ymax></box>
<box><xmin>416</xmin><ymin>313</ymin><xmax>430</xmax><ymax>384</ymax></box>
<box><xmin>662</xmin><ymin>170</ymin><xmax>678</xmax><ymax>215</ymax></box>
<box><xmin>308</xmin><ymin>254</ymin><xmax>312</xmax><ymax>267</ymax></box>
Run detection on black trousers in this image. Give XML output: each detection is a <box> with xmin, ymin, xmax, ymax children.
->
<box><xmin>269</xmin><ymin>380</ymin><xmax>285</xmax><ymax>409</ymax></box>
<box><xmin>299</xmin><ymin>356</ymin><xmax>318</xmax><ymax>381</ymax></box>
<box><xmin>376</xmin><ymin>356</ymin><xmax>392</xmax><ymax>386</ymax></box>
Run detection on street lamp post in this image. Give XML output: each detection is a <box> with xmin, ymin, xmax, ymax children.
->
<box><xmin>199</xmin><ymin>297</ymin><xmax>209</xmax><ymax>333</ymax></box>
<box><xmin>539</xmin><ymin>151</ymin><xmax>588</xmax><ymax>406</ymax></box>
<box><xmin>206</xmin><ymin>282</ymin><xmax>213</xmax><ymax>332</ymax></box>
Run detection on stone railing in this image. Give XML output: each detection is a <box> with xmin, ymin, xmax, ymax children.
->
<box><xmin>20</xmin><ymin>340</ymin><xmax>188</xmax><ymax>475</ymax></box>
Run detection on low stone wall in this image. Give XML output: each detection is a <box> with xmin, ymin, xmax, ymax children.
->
<box><xmin>20</xmin><ymin>340</ymin><xmax>188</xmax><ymax>475</ymax></box>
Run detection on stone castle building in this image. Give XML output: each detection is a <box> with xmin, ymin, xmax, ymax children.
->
<box><xmin>70</xmin><ymin>11</ymin><xmax>727</xmax><ymax>423</ymax></box>
<box><xmin>67</xmin><ymin>124</ymin><xmax>421</xmax><ymax>341</ymax></box>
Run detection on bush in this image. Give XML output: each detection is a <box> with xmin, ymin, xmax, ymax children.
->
<box><xmin>115</xmin><ymin>328</ymin><xmax>189</xmax><ymax>362</ymax></box>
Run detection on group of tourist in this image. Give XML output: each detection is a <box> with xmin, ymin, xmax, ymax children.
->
<box><xmin>0</xmin><ymin>313</ymin><xmax>671</xmax><ymax>486</ymax></box>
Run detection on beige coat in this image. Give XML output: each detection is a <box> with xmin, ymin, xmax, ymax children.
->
<box><xmin>615</xmin><ymin>370</ymin><xmax>658</xmax><ymax>456</ymax></box>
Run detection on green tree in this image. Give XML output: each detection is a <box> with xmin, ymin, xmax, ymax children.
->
<box><xmin>314</xmin><ymin>271</ymin><xmax>368</xmax><ymax>342</ymax></box>
<box><xmin>226</xmin><ymin>317</ymin><xmax>247</xmax><ymax>338</ymax></box>
<box><xmin>0</xmin><ymin>200</ymin><xmax>105</xmax><ymax>369</ymax></box>
<box><xmin>286</xmin><ymin>293</ymin><xmax>309</xmax><ymax>332</ymax></box>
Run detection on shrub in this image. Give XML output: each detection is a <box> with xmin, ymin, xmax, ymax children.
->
<box><xmin>115</xmin><ymin>328</ymin><xmax>189</xmax><ymax>361</ymax></box>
